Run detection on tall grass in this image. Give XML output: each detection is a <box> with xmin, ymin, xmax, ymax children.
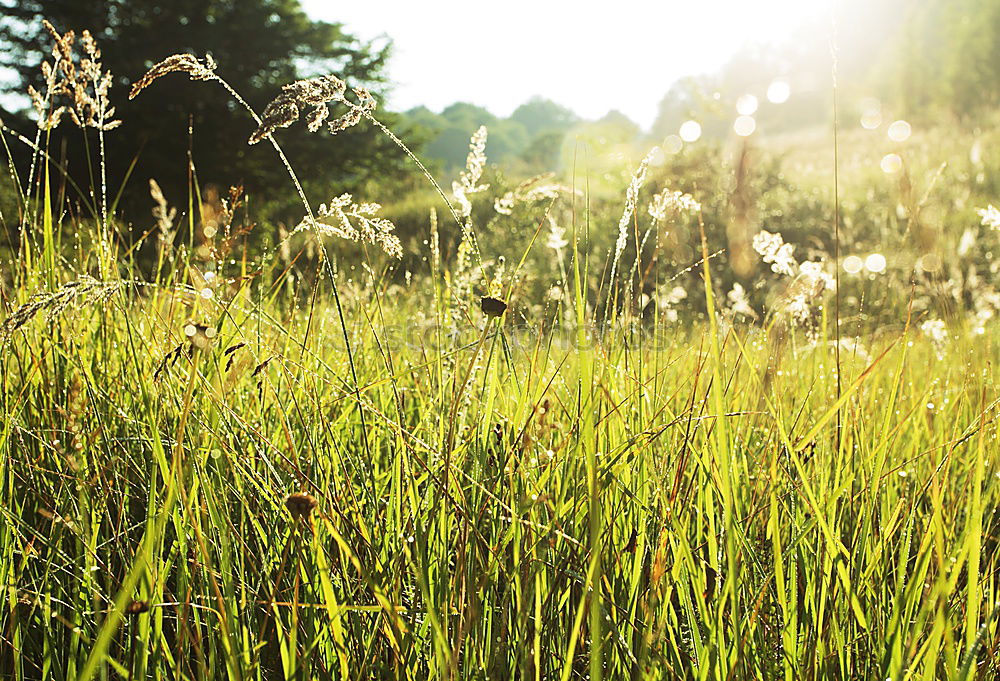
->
<box><xmin>3</xmin><ymin>20</ymin><xmax>1000</xmax><ymax>681</ymax></box>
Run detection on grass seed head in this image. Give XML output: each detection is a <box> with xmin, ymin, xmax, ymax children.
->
<box><xmin>248</xmin><ymin>75</ymin><xmax>348</xmax><ymax>144</ymax></box>
<box><xmin>123</xmin><ymin>599</ymin><xmax>150</xmax><ymax>616</ymax></box>
<box><xmin>1</xmin><ymin>276</ymin><xmax>122</xmax><ymax>341</ymax></box>
<box><xmin>327</xmin><ymin>87</ymin><xmax>377</xmax><ymax>135</ymax></box>
<box><xmin>296</xmin><ymin>193</ymin><xmax>402</xmax><ymax>258</ymax></box>
<box><xmin>285</xmin><ymin>492</ymin><xmax>317</xmax><ymax>520</ymax></box>
<box><xmin>34</xmin><ymin>21</ymin><xmax>119</xmax><ymax>131</ymax></box>
<box><xmin>129</xmin><ymin>53</ymin><xmax>218</xmax><ymax>100</ymax></box>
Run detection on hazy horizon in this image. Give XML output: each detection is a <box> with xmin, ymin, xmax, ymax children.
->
<box><xmin>302</xmin><ymin>0</ymin><xmax>834</xmax><ymax>129</ymax></box>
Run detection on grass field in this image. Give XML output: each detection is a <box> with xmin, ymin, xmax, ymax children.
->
<box><xmin>4</xmin><ymin>25</ymin><xmax>1000</xmax><ymax>681</ymax></box>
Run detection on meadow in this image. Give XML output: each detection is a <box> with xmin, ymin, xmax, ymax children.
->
<box><xmin>3</xmin><ymin>20</ymin><xmax>1000</xmax><ymax>681</ymax></box>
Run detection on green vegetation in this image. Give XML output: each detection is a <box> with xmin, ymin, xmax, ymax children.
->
<box><xmin>4</xmin><ymin>3</ymin><xmax>1000</xmax><ymax>680</ymax></box>
<box><xmin>0</xmin><ymin>0</ymin><xmax>414</xmax><ymax>219</ymax></box>
<box><xmin>398</xmin><ymin>98</ymin><xmax>580</xmax><ymax>174</ymax></box>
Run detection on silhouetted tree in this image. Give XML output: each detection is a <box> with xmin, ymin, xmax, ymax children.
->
<box><xmin>0</xmin><ymin>0</ymin><xmax>417</xmax><ymax>222</ymax></box>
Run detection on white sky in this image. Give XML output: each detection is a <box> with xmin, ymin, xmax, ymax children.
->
<box><xmin>302</xmin><ymin>0</ymin><xmax>833</xmax><ymax>129</ymax></box>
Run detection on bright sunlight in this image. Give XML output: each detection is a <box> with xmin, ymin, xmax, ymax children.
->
<box><xmin>4</xmin><ymin>0</ymin><xmax>1000</xmax><ymax>678</ymax></box>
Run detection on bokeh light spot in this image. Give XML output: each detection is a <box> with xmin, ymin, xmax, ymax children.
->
<box><xmin>843</xmin><ymin>255</ymin><xmax>863</xmax><ymax>274</ymax></box>
<box><xmin>663</xmin><ymin>134</ymin><xmax>683</xmax><ymax>154</ymax></box>
<box><xmin>860</xmin><ymin>97</ymin><xmax>882</xmax><ymax>130</ymax></box>
<box><xmin>918</xmin><ymin>252</ymin><xmax>942</xmax><ymax>273</ymax></box>
<box><xmin>865</xmin><ymin>253</ymin><xmax>887</xmax><ymax>273</ymax></box>
<box><xmin>880</xmin><ymin>153</ymin><xmax>903</xmax><ymax>173</ymax></box>
<box><xmin>861</xmin><ymin>111</ymin><xmax>882</xmax><ymax>130</ymax></box>
<box><xmin>734</xmin><ymin>115</ymin><xmax>756</xmax><ymax>137</ymax></box>
<box><xmin>887</xmin><ymin>119</ymin><xmax>911</xmax><ymax>142</ymax></box>
<box><xmin>736</xmin><ymin>94</ymin><xmax>758</xmax><ymax>116</ymax></box>
<box><xmin>679</xmin><ymin>120</ymin><xmax>702</xmax><ymax>142</ymax></box>
<box><xmin>767</xmin><ymin>80</ymin><xmax>790</xmax><ymax>104</ymax></box>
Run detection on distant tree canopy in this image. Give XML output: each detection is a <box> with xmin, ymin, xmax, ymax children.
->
<box><xmin>399</xmin><ymin>97</ymin><xmax>579</xmax><ymax>174</ymax></box>
<box><xmin>7</xmin><ymin>0</ymin><xmax>992</xmax><ymax>232</ymax></box>
<box><xmin>649</xmin><ymin>53</ymin><xmax>827</xmax><ymax>143</ymax></box>
<box><xmin>510</xmin><ymin>98</ymin><xmax>579</xmax><ymax>138</ymax></box>
<box><xmin>885</xmin><ymin>0</ymin><xmax>1000</xmax><ymax>119</ymax></box>
<box><xmin>0</xmin><ymin>0</ymin><xmax>418</xmax><ymax>220</ymax></box>
<box><xmin>650</xmin><ymin>0</ymin><xmax>1000</xmax><ymax>143</ymax></box>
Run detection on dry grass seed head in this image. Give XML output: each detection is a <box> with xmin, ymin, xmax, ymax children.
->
<box><xmin>452</xmin><ymin>126</ymin><xmax>489</xmax><ymax>219</ymax></box>
<box><xmin>129</xmin><ymin>53</ymin><xmax>218</xmax><ymax>100</ymax></box>
<box><xmin>647</xmin><ymin>189</ymin><xmax>701</xmax><ymax>223</ymax></box>
<box><xmin>43</xmin><ymin>20</ymin><xmax>74</xmax><ymax>60</ymax></box>
<box><xmin>73</xmin><ymin>30</ymin><xmax>119</xmax><ymax>130</ymax></box>
<box><xmin>34</xmin><ymin>22</ymin><xmax>119</xmax><ymax>131</ymax></box>
<box><xmin>29</xmin><ymin>21</ymin><xmax>75</xmax><ymax>130</ymax></box>
<box><xmin>149</xmin><ymin>179</ymin><xmax>177</xmax><ymax>253</ymax></box>
<box><xmin>249</xmin><ymin>75</ymin><xmax>345</xmax><ymax>144</ymax></box>
<box><xmin>612</xmin><ymin>148</ymin><xmax>658</xmax><ymax>278</ymax></box>
<box><xmin>494</xmin><ymin>173</ymin><xmax>578</xmax><ymax>216</ymax></box>
<box><xmin>247</xmin><ymin>76</ymin><xmax>375</xmax><ymax>145</ymax></box>
<box><xmin>327</xmin><ymin>87</ymin><xmax>377</xmax><ymax>135</ymax></box>
<box><xmin>1</xmin><ymin>276</ymin><xmax>122</xmax><ymax>340</ymax></box>
<box><xmin>296</xmin><ymin>194</ymin><xmax>402</xmax><ymax>258</ymax></box>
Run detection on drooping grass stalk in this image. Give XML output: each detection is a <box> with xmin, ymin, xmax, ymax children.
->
<box><xmin>361</xmin><ymin>112</ymin><xmax>482</xmax><ymax>266</ymax></box>
<box><xmin>189</xmin><ymin>69</ymin><xmax>374</xmax><ymax>463</ymax></box>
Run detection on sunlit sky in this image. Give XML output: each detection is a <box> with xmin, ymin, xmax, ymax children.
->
<box><xmin>303</xmin><ymin>0</ymin><xmax>834</xmax><ymax>130</ymax></box>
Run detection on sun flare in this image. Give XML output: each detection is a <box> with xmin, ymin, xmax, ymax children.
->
<box><xmin>305</xmin><ymin>0</ymin><xmax>836</xmax><ymax>127</ymax></box>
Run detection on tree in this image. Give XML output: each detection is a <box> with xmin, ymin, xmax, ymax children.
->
<box><xmin>400</xmin><ymin>102</ymin><xmax>535</xmax><ymax>172</ymax></box>
<box><xmin>520</xmin><ymin>129</ymin><xmax>564</xmax><ymax>170</ymax></box>
<box><xmin>0</xmin><ymin>0</ymin><xmax>416</xmax><ymax>222</ymax></box>
<box><xmin>650</xmin><ymin>76</ymin><xmax>714</xmax><ymax>142</ymax></box>
<box><xmin>942</xmin><ymin>0</ymin><xmax>1000</xmax><ymax>117</ymax></box>
<box><xmin>510</xmin><ymin>97</ymin><xmax>578</xmax><ymax>138</ymax></box>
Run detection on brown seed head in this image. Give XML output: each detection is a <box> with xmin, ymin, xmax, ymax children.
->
<box><xmin>285</xmin><ymin>492</ymin><xmax>317</xmax><ymax>520</ymax></box>
<box><xmin>124</xmin><ymin>599</ymin><xmax>150</xmax><ymax>615</ymax></box>
<box><xmin>42</xmin><ymin>20</ymin><xmax>74</xmax><ymax>62</ymax></box>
